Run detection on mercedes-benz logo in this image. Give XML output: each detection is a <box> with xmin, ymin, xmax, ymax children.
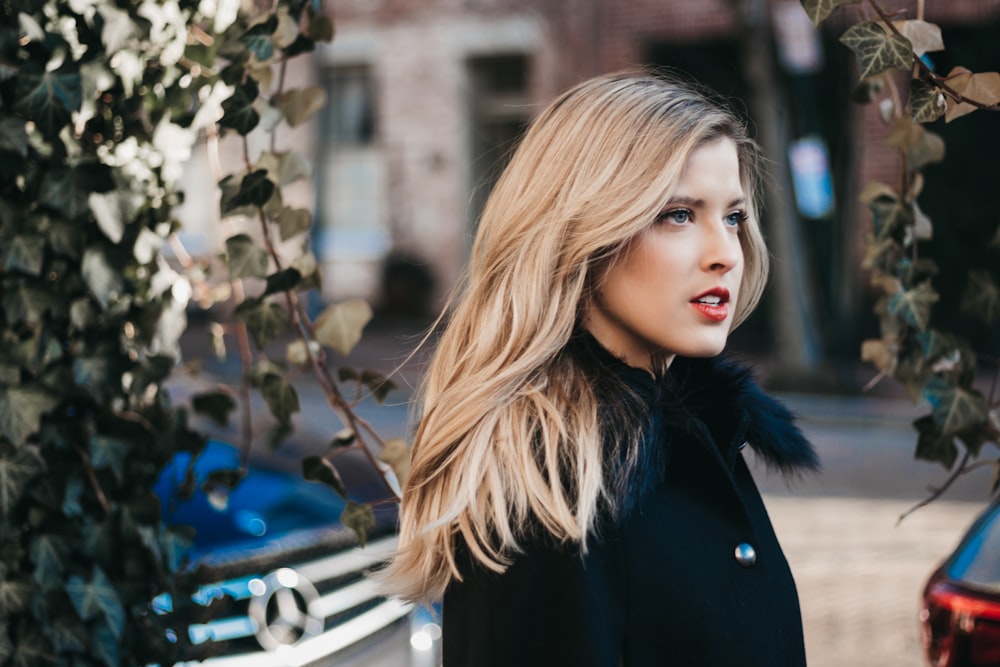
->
<box><xmin>248</xmin><ymin>567</ymin><xmax>324</xmax><ymax>650</ymax></box>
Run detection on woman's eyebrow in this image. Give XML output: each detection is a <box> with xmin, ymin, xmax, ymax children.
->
<box><xmin>665</xmin><ymin>195</ymin><xmax>747</xmax><ymax>208</ymax></box>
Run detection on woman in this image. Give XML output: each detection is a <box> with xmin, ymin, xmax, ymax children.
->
<box><xmin>381</xmin><ymin>71</ymin><xmax>818</xmax><ymax>666</ymax></box>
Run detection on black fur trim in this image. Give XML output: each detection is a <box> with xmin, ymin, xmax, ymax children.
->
<box><xmin>567</xmin><ymin>333</ymin><xmax>819</xmax><ymax>518</ymax></box>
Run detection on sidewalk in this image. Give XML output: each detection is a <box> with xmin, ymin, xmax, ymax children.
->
<box><xmin>766</xmin><ymin>496</ymin><xmax>980</xmax><ymax>667</ymax></box>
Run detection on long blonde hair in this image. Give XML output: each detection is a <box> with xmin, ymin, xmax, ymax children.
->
<box><xmin>381</xmin><ymin>71</ymin><xmax>769</xmax><ymax>602</ymax></box>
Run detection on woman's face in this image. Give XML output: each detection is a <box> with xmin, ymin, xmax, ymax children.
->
<box><xmin>583</xmin><ymin>138</ymin><xmax>745</xmax><ymax>371</ymax></box>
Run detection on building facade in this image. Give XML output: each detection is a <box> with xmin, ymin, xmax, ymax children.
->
<box><xmin>312</xmin><ymin>0</ymin><xmax>1000</xmax><ymax>360</ymax></box>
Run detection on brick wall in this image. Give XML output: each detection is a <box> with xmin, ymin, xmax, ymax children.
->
<box><xmin>322</xmin><ymin>0</ymin><xmax>1000</xmax><ymax>306</ymax></box>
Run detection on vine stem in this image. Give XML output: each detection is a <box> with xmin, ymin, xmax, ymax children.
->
<box><xmin>898</xmin><ymin>449</ymin><xmax>973</xmax><ymax>524</ymax></box>
<box><xmin>867</xmin><ymin>0</ymin><xmax>1000</xmax><ymax>111</ymax></box>
<box><xmin>75</xmin><ymin>443</ymin><xmax>110</xmax><ymax>512</ymax></box>
<box><xmin>233</xmin><ymin>280</ymin><xmax>255</xmax><ymax>470</ymax></box>
<box><xmin>238</xmin><ymin>135</ymin><xmax>400</xmax><ymax>500</ymax></box>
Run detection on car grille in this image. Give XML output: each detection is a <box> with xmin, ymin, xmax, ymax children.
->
<box><xmin>174</xmin><ymin>534</ymin><xmax>410</xmax><ymax>666</ymax></box>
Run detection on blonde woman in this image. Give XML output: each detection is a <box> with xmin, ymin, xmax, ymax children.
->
<box><xmin>382</xmin><ymin>71</ymin><xmax>818</xmax><ymax>666</ymax></box>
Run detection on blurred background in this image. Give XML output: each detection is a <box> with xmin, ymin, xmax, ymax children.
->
<box><xmin>174</xmin><ymin>0</ymin><xmax>1000</xmax><ymax>664</ymax></box>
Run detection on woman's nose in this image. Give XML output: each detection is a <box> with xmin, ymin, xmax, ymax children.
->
<box><xmin>703</xmin><ymin>223</ymin><xmax>742</xmax><ymax>273</ymax></box>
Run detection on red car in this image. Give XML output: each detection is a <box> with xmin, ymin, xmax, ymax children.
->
<box><xmin>921</xmin><ymin>501</ymin><xmax>1000</xmax><ymax>667</ymax></box>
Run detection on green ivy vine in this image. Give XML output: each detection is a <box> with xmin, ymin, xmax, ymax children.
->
<box><xmin>801</xmin><ymin>0</ymin><xmax>1000</xmax><ymax>514</ymax></box>
<box><xmin>0</xmin><ymin>0</ymin><xmax>402</xmax><ymax>664</ymax></box>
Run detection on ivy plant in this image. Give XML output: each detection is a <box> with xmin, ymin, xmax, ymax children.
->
<box><xmin>801</xmin><ymin>0</ymin><xmax>1000</xmax><ymax>514</ymax></box>
<box><xmin>0</xmin><ymin>0</ymin><xmax>402</xmax><ymax>664</ymax></box>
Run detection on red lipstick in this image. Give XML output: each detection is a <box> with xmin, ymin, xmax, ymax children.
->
<box><xmin>690</xmin><ymin>288</ymin><xmax>730</xmax><ymax>322</ymax></box>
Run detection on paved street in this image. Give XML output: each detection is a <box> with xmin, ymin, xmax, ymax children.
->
<box><xmin>768</xmin><ymin>495</ymin><xmax>979</xmax><ymax>667</ymax></box>
<box><xmin>758</xmin><ymin>394</ymin><xmax>990</xmax><ymax>667</ymax></box>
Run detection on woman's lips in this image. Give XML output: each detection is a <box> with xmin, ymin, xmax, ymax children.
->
<box><xmin>691</xmin><ymin>288</ymin><xmax>730</xmax><ymax>322</ymax></box>
<box><xmin>691</xmin><ymin>301</ymin><xmax>729</xmax><ymax>322</ymax></box>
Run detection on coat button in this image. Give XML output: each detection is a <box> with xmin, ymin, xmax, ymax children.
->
<box><xmin>734</xmin><ymin>542</ymin><xmax>757</xmax><ymax>567</ymax></box>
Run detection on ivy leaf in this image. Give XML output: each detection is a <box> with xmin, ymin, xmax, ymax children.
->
<box><xmin>861</xmin><ymin>338</ymin><xmax>896</xmax><ymax>373</ymax></box>
<box><xmin>361</xmin><ymin>369</ymin><xmax>397</xmax><ymax>404</ymax></box>
<box><xmin>92</xmin><ymin>618</ymin><xmax>120</xmax><ymax>667</ymax></box>
<box><xmin>264</xmin><ymin>422</ymin><xmax>293</xmax><ymax>451</ymax></box>
<box><xmin>960</xmin><ymin>269</ymin><xmax>1000</xmax><ymax>324</ymax></box>
<box><xmin>89</xmin><ymin>435</ymin><xmax>130</xmax><ymax>481</ymax></box>
<box><xmin>330</xmin><ymin>428</ymin><xmax>356</xmax><ymax>449</ymax></box>
<box><xmin>0</xmin><ymin>575</ymin><xmax>32</xmax><ymax>615</ymax></box>
<box><xmin>283</xmin><ymin>34</ymin><xmax>316</xmax><ymax>58</ymax></box>
<box><xmin>202</xmin><ymin>468</ymin><xmax>246</xmax><ymax>512</ymax></box>
<box><xmin>378</xmin><ymin>438</ymin><xmax>410</xmax><ymax>488</ymax></box>
<box><xmin>0</xmin><ymin>386</ymin><xmax>57</xmax><ymax>446</ymax></box>
<box><xmin>275</xmin><ymin>85</ymin><xmax>327</xmax><ymax>127</ymax></box>
<box><xmin>7</xmin><ymin>631</ymin><xmax>54</xmax><ymax>666</ymax></box>
<box><xmin>260</xmin><ymin>373</ymin><xmax>299</xmax><ymax>426</ymax></box>
<box><xmin>925</xmin><ymin>378</ymin><xmax>989</xmax><ymax>437</ymax></box>
<box><xmin>0</xmin><ymin>116</ymin><xmax>28</xmax><ymax>158</ymax></box>
<box><xmin>314</xmin><ymin>299</ymin><xmax>372</xmax><ymax>355</ymax></box>
<box><xmin>887</xmin><ymin>281</ymin><xmax>938</xmax><ymax>331</ymax></box>
<box><xmin>49</xmin><ymin>616</ymin><xmax>88</xmax><ymax>655</ymax></box>
<box><xmin>285</xmin><ymin>339</ymin><xmax>320</xmax><ymax>367</ymax></box>
<box><xmin>913</xmin><ymin>414</ymin><xmax>958</xmax><ymax>470</ymax></box>
<box><xmin>338</xmin><ymin>367</ymin><xmax>361</xmax><ymax>383</ymax></box>
<box><xmin>234</xmin><ymin>298</ymin><xmax>288</xmax><ymax>348</ymax></box>
<box><xmin>887</xmin><ymin>117</ymin><xmax>945</xmax><ymax>170</ymax></box>
<box><xmin>29</xmin><ymin>534</ymin><xmax>67</xmax><ymax>589</ymax></box>
<box><xmin>160</xmin><ymin>526</ymin><xmax>193</xmax><ymax>574</ymax></box>
<box><xmin>191</xmin><ymin>391</ymin><xmax>237</xmax><ymax>427</ymax></box>
<box><xmin>341</xmin><ymin>501</ymin><xmax>375</xmax><ymax>546</ymax></box>
<box><xmin>943</xmin><ymin>67</ymin><xmax>1000</xmax><ymax>122</ymax></box>
<box><xmin>62</xmin><ymin>473</ymin><xmax>84</xmax><ymax>518</ymax></box>
<box><xmin>224</xmin><ymin>234</ymin><xmax>269</xmax><ymax>280</ymax></box>
<box><xmin>862</xmin><ymin>237</ymin><xmax>900</xmax><ymax>270</ymax></box>
<box><xmin>302</xmin><ymin>455</ymin><xmax>347</xmax><ymax>497</ymax></box>
<box><xmin>89</xmin><ymin>190</ymin><xmax>139</xmax><ymax>244</ymax></box>
<box><xmin>910</xmin><ymin>79</ymin><xmax>945</xmax><ymax>123</ymax></box>
<box><xmin>2</xmin><ymin>235</ymin><xmax>45</xmax><ymax>276</ymax></box>
<box><xmin>839</xmin><ymin>21</ymin><xmax>913</xmax><ymax>79</ymax></box>
<box><xmin>66</xmin><ymin>566</ymin><xmax>125</xmax><ymax>639</ymax></box>
<box><xmin>868</xmin><ymin>195</ymin><xmax>912</xmax><ymax>241</ymax></box>
<box><xmin>241</xmin><ymin>16</ymin><xmax>277</xmax><ymax>61</ymax></box>
<box><xmin>0</xmin><ymin>447</ymin><xmax>40</xmax><ymax>515</ymax></box>
<box><xmin>13</xmin><ymin>63</ymin><xmax>82</xmax><ymax>139</ymax></box>
<box><xmin>799</xmin><ymin>0</ymin><xmax>860</xmax><ymax>26</ymax></box>
<box><xmin>307</xmin><ymin>14</ymin><xmax>334</xmax><ymax>42</ymax></box>
<box><xmin>48</xmin><ymin>220</ymin><xmax>84</xmax><ymax>259</ymax></box>
<box><xmin>263</xmin><ymin>268</ymin><xmax>302</xmax><ymax>297</ymax></box>
<box><xmin>82</xmin><ymin>246</ymin><xmax>124</xmax><ymax>308</ymax></box>
<box><xmin>276</xmin><ymin>151</ymin><xmax>312</xmax><ymax>185</ymax></box>
<box><xmin>231</xmin><ymin>170</ymin><xmax>276</xmax><ymax>211</ymax></box>
<box><xmin>220</xmin><ymin>81</ymin><xmax>260</xmax><ymax>135</ymax></box>
<box><xmin>893</xmin><ymin>19</ymin><xmax>944</xmax><ymax>57</ymax></box>
<box><xmin>40</xmin><ymin>164</ymin><xmax>114</xmax><ymax>221</ymax></box>
<box><xmin>278</xmin><ymin>207</ymin><xmax>311</xmax><ymax>240</ymax></box>
<box><xmin>271</xmin><ymin>9</ymin><xmax>299</xmax><ymax>49</ymax></box>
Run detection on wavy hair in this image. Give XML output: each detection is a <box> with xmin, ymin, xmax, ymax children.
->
<box><xmin>380</xmin><ymin>71</ymin><xmax>769</xmax><ymax>602</ymax></box>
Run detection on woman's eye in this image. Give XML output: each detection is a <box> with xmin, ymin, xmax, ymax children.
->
<box><xmin>660</xmin><ymin>209</ymin><xmax>690</xmax><ymax>224</ymax></box>
<box><xmin>725</xmin><ymin>211</ymin><xmax>747</xmax><ymax>227</ymax></box>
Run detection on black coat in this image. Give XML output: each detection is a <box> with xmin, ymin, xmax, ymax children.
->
<box><xmin>443</xmin><ymin>342</ymin><xmax>819</xmax><ymax>666</ymax></box>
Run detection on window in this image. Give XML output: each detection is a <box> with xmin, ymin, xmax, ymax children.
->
<box><xmin>321</xmin><ymin>65</ymin><xmax>375</xmax><ymax>145</ymax></box>
<box><xmin>467</xmin><ymin>54</ymin><xmax>530</xmax><ymax>229</ymax></box>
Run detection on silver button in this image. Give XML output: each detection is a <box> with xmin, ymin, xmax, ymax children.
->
<box><xmin>735</xmin><ymin>542</ymin><xmax>757</xmax><ymax>567</ymax></box>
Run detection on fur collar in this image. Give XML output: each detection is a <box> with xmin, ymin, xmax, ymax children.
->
<box><xmin>661</xmin><ymin>355</ymin><xmax>820</xmax><ymax>474</ymax></box>
<box><xmin>567</xmin><ymin>332</ymin><xmax>819</xmax><ymax>518</ymax></box>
